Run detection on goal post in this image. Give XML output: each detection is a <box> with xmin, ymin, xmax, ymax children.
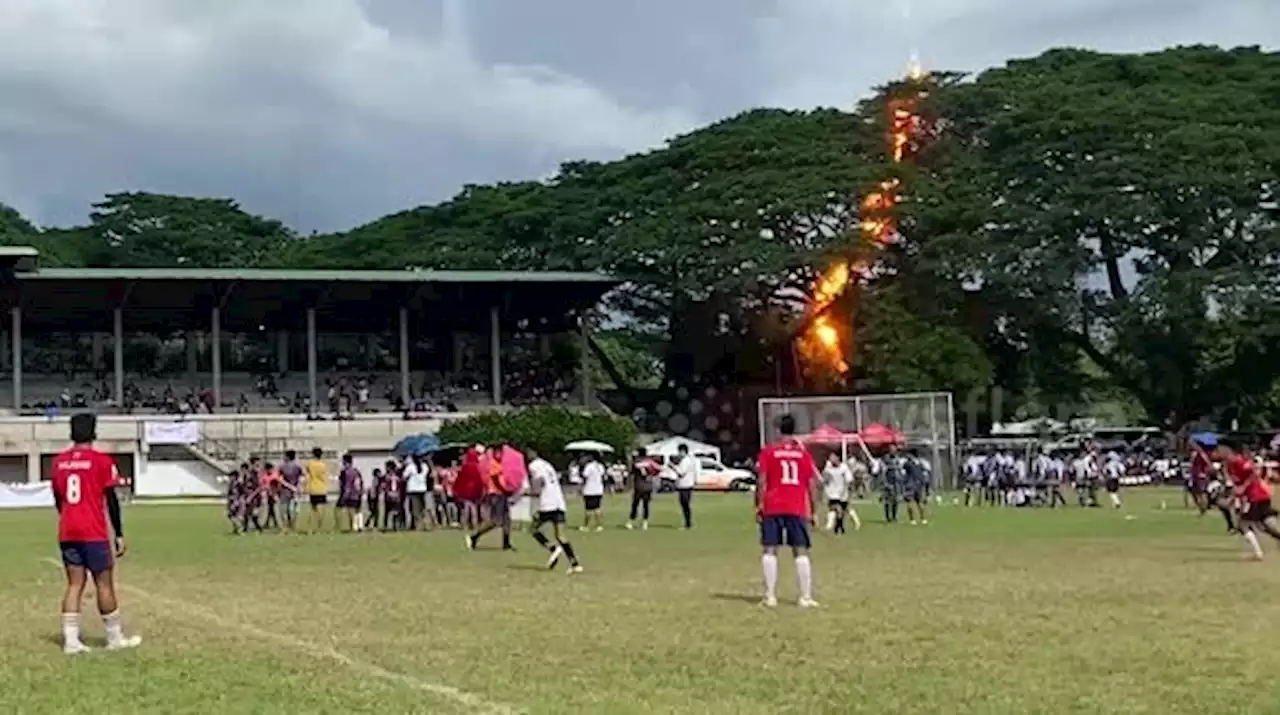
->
<box><xmin>757</xmin><ymin>392</ymin><xmax>958</xmax><ymax>490</ymax></box>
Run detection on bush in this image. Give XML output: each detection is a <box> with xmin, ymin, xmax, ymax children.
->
<box><xmin>438</xmin><ymin>407</ymin><xmax>637</xmax><ymax>468</ymax></box>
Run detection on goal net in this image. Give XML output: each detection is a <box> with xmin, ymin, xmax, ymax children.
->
<box><xmin>757</xmin><ymin>392</ymin><xmax>958</xmax><ymax>489</ymax></box>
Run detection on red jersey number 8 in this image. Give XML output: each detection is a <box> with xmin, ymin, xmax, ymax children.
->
<box><xmin>66</xmin><ymin>475</ymin><xmax>82</xmax><ymax>505</ymax></box>
<box><xmin>779</xmin><ymin>461</ymin><xmax>801</xmax><ymax>485</ymax></box>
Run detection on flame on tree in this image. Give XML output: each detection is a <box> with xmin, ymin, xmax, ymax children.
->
<box><xmin>795</xmin><ymin>63</ymin><xmax>934</xmax><ymax>385</ymax></box>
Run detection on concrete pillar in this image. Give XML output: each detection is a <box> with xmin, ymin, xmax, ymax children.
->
<box><xmin>91</xmin><ymin>333</ymin><xmax>104</xmax><ymax>371</ymax></box>
<box><xmin>580</xmin><ymin>312</ymin><xmax>593</xmax><ymax>407</ymax></box>
<box><xmin>27</xmin><ymin>448</ymin><xmax>41</xmax><ymax>483</ymax></box>
<box><xmin>185</xmin><ymin>331</ymin><xmax>198</xmax><ymax>377</ymax></box>
<box><xmin>276</xmin><ymin>331</ymin><xmax>289</xmax><ymax>373</ymax></box>
<box><xmin>211</xmin><ymin>307</ymin><xmax>222</xmax><ymax>407</ymax></box>
<box><xmin>11</xmin><ymin>307</ymin><xmax>21</xmax><ymax>409</ymax></box>
<box><xmin>451</xmin><ymin>332</ymin><xmax>465</xmax><ymax>378</ymax></box>
<box><xmin>306</xmin><ymin>308</ymin><xmax>317</xmax><ymax>413</ymax></box>
<box><xmin>489</xmin><ymin>305</ymin><xmax>502</xmax><ymax>405</ymax></box>
<box><xmin>398</xmin><ymin>307</ymin><xmax>410</xmax><ymax>402</ymax></box>
<box><xmin>113</xmin><ymin>307</ymin><xmax>125</xmax><ymax>406</ymax></box>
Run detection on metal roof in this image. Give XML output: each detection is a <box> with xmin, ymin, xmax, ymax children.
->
<box><xmin>15</xmin><ymin>267</ymin><xmax>617</xmax><ymax>284</ymax></box>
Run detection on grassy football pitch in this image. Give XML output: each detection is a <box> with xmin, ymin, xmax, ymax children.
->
<box><xmin>3</xmin><ymin>489</ymin><xmax>1280</xmax><ymax>715</ymax></box>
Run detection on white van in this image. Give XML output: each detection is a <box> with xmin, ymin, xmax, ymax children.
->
<box><xmin>656</xmin><ymin>455</ymin><xmax>755</xmax><ymax>492</ymax></box>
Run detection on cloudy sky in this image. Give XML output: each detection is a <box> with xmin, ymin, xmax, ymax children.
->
<box><xmin>0</xmin><ymin>0</ymin><xmax>1274</xmax><ymax>233</ymax></box>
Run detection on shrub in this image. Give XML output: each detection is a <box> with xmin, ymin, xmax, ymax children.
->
<box><xmin>438</xmin><ymin>406</ymin><xmax>637</xmax><ymax>468</ymax></box>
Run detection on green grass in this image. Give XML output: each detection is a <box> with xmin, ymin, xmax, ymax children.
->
<box><xmin>3</xmin><ymin>489</ymin><xmax>1280</xmax><ymax>714</ymax></box>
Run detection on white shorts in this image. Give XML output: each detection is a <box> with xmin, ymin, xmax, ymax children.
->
<box><xmin>510</xmin><ymin>496</ymin><xmax>533</xmax><ymax>523</ymax></box>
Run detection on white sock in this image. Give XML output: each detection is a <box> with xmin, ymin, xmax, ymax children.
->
<box><xmin>825</xmin><ymin>511</ymin><xmax>835</xmax><ymax>531</ymax></box>
<box><xmin>103</xmin><ymin>610</ymin><xmax>124</xmax><ymax>644</ymax></box>
<box><xmin>1244</xmin><ymin>531</ymin><xmax>1264</xmax><ymax>559</ymax></box>
<box><xmin>61</xmin><ymin>613</ymin><xmax>81</xmax><ymax>646</ymax></box>
<box><xmin>1110</xmin><ymin>493</ymin><xmax>1121</xmax><ymax>508</ymax></box>
<box><xmin>849</xmin><ymin>507</ymin><xmax>861</xmax><ymax>530</ymax></box>
<box><xmin>355</xmin><ymin>513</ymin><xmax>365</xmax><ymax>531</ymax></box>
<box><xmin>761</xmin><ymin>553</ymin><xmax>779</xmax><ymax>599</ymax></box>
<box><xmin>795</xmin><ymin>555</ymin><xmax>813</xmax><ymax>601</ymax></box>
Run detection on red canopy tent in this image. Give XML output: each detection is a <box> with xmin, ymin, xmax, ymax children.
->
<box><xmin>859</xmin><ymin>422</ymin><xmax>905</xmax><ymax>447</ymax></box>
<box><xmin>801</xmin><ymin>424</ymin><xmax>856</xmax><ymax>445</ymax></box>
<box><xmin>800</xmin><ymin>424</ymin><xmax>869</xmax><ymax>462</ymax></box>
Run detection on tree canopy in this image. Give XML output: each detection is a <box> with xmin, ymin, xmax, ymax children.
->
<box><xmin>2</xmin><ymin>44</ymin><xmax>1277</xmax><ymax>430</ymax></box>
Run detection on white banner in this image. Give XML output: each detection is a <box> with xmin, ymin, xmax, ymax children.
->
<box><xmin>0</xmin><ymin>482</ymin><xmax>54</xmax><ymax>509</ymax></box>
<box><xmin>144</xmin><ymin>421</ymin><xmax>202</xmax><ymax>445</ymax></box>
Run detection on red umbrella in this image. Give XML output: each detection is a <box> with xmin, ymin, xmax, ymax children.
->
<box><xmin>859</xmin><ymin>422</ymin><xmax>905</xmax><ymax>446</ymax></box>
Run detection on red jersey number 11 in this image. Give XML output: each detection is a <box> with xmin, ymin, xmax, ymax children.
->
<box><xmin>779</xmin><ymin>460</ymin><xmax>801</xmax><ymax>485</ymax></box>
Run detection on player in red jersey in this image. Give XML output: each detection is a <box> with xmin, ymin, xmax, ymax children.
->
<box><xmin>1218</xmin><ymin>438</ymin><xmax>1280</xmax><ymax>561</ymax></box>
<box><xmin>50</xmin><ymin>413</ymin><xmax>142</xmax><ymax>654</ymax></box>
<box><xmin>755</xmin><ymin>414</ymin><xmax>823</xmax><ymax>608</ymax></box>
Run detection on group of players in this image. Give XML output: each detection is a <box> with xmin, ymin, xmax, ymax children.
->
<box><xmin>959</xmin><ymin>448</ymin><xmax>1134</xmax><ymax>509</ymax></box>
<box><xmin>44</xmin><ymin>407</ymin><xmax>1280</xmax><ymax>658</ymax></box>
<box><xmin>1189</xmin><ymin>437</ymin><xmax>1280</xmax><ymax>560</ymax></box>
<box><xmin>220</xmin><ymin>443</ymin><xmax>589</xmax><ymax>571</ymax></box>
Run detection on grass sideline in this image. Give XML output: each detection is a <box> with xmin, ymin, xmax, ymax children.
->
<box><xmin>3</xmin><ymin>489</ymin><xmax>1280</xmax><ymax>714</ymax></box>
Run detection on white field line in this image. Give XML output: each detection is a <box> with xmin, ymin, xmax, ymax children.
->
<box><xmin>42</xmin><ymin>558</ymin><xmax>519</xmax><ymax>715</ymax></box>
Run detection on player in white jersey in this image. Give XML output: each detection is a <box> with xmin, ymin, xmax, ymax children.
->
<box><xmin>962</xmin><ymin>454</ymin><xmax>985</xmax><ymax>506</ymax></box>
<box><xmin>1070</xmin><ymin>452</ymin><xmax>1095</xmax><ymax>507</ymax></box>
<box><xmin>821</xmin><ymin>453</ymin><xmax>860</xmax><ymax>533</ymax></box>
<box><xmin>525</xmin><ymin>448</ymin><xmax>583</xmax><ymax>574</ymax></box>
<box><xmin>1102</xmin><ymin>455</ymin><xmax>1125</xmax><ymax>508</ymax></box>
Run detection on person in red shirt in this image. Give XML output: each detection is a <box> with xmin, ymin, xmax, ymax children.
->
<box><xmin>1191</xmin><ymin>438</ymin><xmax>1237</xmax><ymax>533</ymax></box>
<box><xmin>1188</xmin><ymin>442</ymin><xmax>1213</xmax><ymax>512</ymax></box>
<box><xmin>50</xmin><ymin>413</ymin><xmax>141</xmax><ymax>654</ymax></box>
<box><xmin>1218</xmin><ymin>439</ymin><xmax>1280</xmax><ymax>561</ymax></box>
<box><xmin>755</xmin><ymin>414</ymin><xmax>823</xmax><ymax>609</ymax></box>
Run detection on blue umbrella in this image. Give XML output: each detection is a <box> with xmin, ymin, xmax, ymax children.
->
<box><xmin>393</xmin><ymin>433</ymin><xmax>441</xmax><ymax>457</ymax></box>
<box><xmin>1190</xmin><ymin>432</ymin><xmax>1219</xmax><ymax>448</ymax></box>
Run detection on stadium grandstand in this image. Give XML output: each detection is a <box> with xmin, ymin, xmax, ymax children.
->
<box><xmin>0</xmin><ymin>247</ymin><xmax>617</xmax><ymax>491</ymax></box>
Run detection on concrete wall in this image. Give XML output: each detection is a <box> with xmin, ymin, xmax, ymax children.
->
<box><xmin>0</xmin><ymin>412</ymin><xmax>468</xmax><ymax>470</ymax></box>
<box><xmin>135</xmin><ymin>453</ymin><xmax>393</xmax><ymax>498</ymax></box>
<box><xmin>0</xmin><ymin>412</ymin><xmax>470</xmax><ymax>484</ymax></box>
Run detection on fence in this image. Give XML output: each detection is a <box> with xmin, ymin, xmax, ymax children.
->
<box><xmin>757</xmin><ymin>392</ymin><xmax>959</xmax><ymax>489</ymax></box>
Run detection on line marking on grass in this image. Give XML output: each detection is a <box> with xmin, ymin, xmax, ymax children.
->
<box><xmin>41</xmin><ymin>558</ymin><xmax>519</xmax><ymax>715</ymax></box>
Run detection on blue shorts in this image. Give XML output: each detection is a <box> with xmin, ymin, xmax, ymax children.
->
<box><xmin>60</xmin><ymin>541</ymin><xmax>114</xmax><ymax>575</ymax></box>
<box><xmin>760</xmin><ymin>515</ymin><xmax>811</xmax><ymax>549</ymax></box>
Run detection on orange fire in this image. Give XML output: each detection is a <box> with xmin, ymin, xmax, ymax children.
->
<box><xmin>797</xmin><ymin>63</ymin><xmax>929</xmax><ymax>381</ymax></box>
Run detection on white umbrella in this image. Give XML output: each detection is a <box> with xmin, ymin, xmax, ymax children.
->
<box><xmin>565</xmin><ymin>440</ymin><xmax>615</xmax><ymax>453</ymax></box>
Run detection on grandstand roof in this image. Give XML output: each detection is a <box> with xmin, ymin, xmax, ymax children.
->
<box><xmin>2</xmin><ymin>266</ymin><xmax>619</xmax><ymax>334</ymax></box>
<box><xmin>16</xmin><ymin>267</ymin><xmax>615</xmax><ymax>284</ymax></box>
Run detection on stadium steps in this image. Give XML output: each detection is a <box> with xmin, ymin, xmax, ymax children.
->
<box><xmin>182</xmin><ymin>442</ymin><xmax>235</xmax><ymax>476</ymax></box>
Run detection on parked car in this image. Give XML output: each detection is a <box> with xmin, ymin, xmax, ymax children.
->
<box><xmin>658</xmin><ymin>456</ymin><xmax>755</xmax><ymax>492</ymax></box>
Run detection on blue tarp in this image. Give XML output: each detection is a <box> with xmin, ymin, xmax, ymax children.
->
<box><xmin>392</xmin><ymin>434</ymin><xmax>441</xmax><ymax>457</ymax></box>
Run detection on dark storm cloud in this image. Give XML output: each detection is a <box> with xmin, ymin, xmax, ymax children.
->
<box><xmin>0</xmin><ymin>0</ymin><xmax>1273</xmax><ymax>233</ymax></box>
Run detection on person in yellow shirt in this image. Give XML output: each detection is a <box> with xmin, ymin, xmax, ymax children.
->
<box><xmin>304</xmin><ymin>447</ymin><xmax>329</xmax><ymax>533</ymax></box>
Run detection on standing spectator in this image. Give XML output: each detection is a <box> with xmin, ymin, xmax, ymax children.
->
<box><xmin>580</xmin><ymin>454</ymin><xmax>606</xmax><ymax>532</ymax></box>
<box><xmin>278</xmin><ymin>450</ymin><xmax>303</xmax><ymax>530</ymax></box>
<box><xmin>338</xmin><ymin>454</ymin><xmax>365</xmax><ymax>532</ymax></box>
<box><xmin>404</xmin><ymin>454</ymin><xmax>432</xmax><ymax>530</ymax></box>
<box><xmin>673</xmin><ymin>444</ymin><xmax>698</xmax><ymax>529</ymax></box>
<box><xmin>626</xmin><ymin>449</ymin><xmax>659</xmax><ymax>531</ymax></box>
<box><xmin>259</xmin><ymin>462</ymin><xmax>282</xmax><ymax>530</ymax></box>
<box><xmin>304</xmin><ymin>447</ymin><xmax>329</xmax><ymax>533</ymax></box>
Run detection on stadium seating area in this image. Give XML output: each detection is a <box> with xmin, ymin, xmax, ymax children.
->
<box><xmin>3</xmin><ymin>364</ymin><xmax>581</xmax><ymax>416</ymax></box>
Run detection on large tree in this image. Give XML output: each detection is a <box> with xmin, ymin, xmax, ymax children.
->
<box><xmin>917</xmin><ymin>45</ymin><xmax>1280</xmax><ymax>427</ymax></box>
<box><xmin>544</xmin><ymin>109</ymin><xmax>893</xmax><ymax>384</ymax></box>
<box><xmin>81</xmin><ymin>192</ymin><xmax>296</xmax><ymax>268</ymax></box>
